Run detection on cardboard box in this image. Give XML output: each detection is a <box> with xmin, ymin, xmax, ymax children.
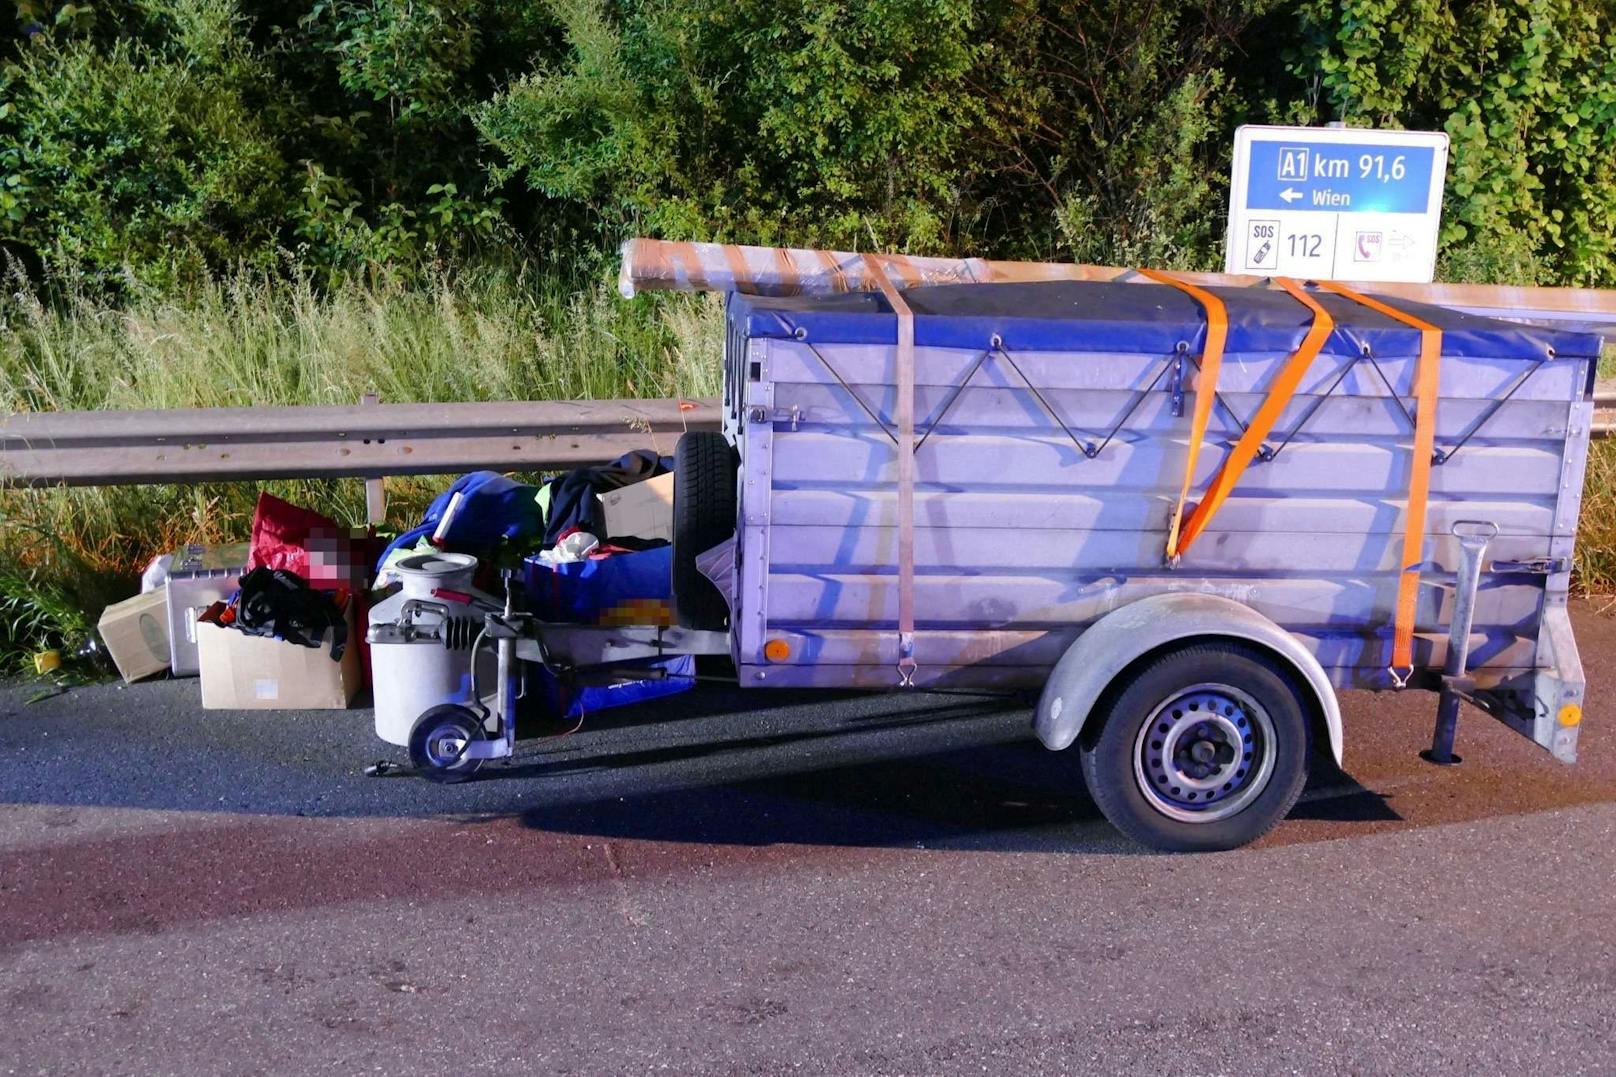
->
<box><xmin>196</xmin><ymin>598</ymin><xmax>360</xmax><ymax>710</ymax></box>
<box><xmin>97</xmin><ymin>590</ymin><xmax>172</xmax><ymax>683</ymax></box>
<box><xmin>597</xmin><ymin>472</ymin><xmax>675</xmax><ymax>543</ymax></box>
<box><xmin>164</xmin><ymin>542</ymin><xmax>251</xmax><ymax>677</ymax></box>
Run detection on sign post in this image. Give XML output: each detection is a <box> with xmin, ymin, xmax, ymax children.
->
<box><xmin>1225</xmin><ymin>125</ymin><xmax>1449</xmax><ymax>283</ymax></box>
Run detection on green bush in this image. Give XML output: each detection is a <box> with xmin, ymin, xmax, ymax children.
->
<box><xmin>477</xmin><ymin>0</ymin><xmax>983</xmax><ymax>253</ymax></box>
<box><xmin>1292</xmin><ymin>0</ymin><xmax>1616</xmax><ymax>285</ymax></box>
<box><xmin>4</xmin><ymin>1</ymin><xmax>1614</xmax><ymax>286</ymax></box>
<box><xmin>0</xmin><ymin>11</ymin><xmax>286</xmax><ymax>288</ymax></box>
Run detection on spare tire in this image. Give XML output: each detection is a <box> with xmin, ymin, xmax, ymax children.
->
<box><xmin>671</xmin><ymin>431</ymin><xmax>739</xmax><ymax>630</ymax></box>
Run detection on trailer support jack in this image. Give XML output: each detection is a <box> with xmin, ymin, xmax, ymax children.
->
<box><xmin>1423</xmin><ymin>520</ymin><xmax>1498</xmax><ymax>765</ymax></box>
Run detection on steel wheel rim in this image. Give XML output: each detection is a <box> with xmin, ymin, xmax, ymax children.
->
<box><xmin>423</xmin><ymin>720</ymin><xmax>473</xmax><ymax>769</ymax></box>
<box><xmin>1132</xmin><ymin>682</ymin><xmax>1277</xmax><ymax>823</ymax></box>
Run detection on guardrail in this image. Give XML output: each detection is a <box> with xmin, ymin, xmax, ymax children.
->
<box><xmin>4</xmin><ymin>388</ymin><xmax>1611</xmax><ymax>492</ymax></box>
<box><xmin>1</xmin><ymin>396</ymin><xmax>722</xmax><ymax>520</ymax></box>
<box><xmin>1594</xmin><ymin>392</ymin><xmax>1616</xmax><ymax>438</ymax></box>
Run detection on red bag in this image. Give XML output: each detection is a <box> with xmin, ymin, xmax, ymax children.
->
<box><xmin>246</xmin><ymin>492</ymin><xmax>378</xmax><ymax>686</ymax></box>
<box><xmin>246</xmin><ymin>493</ymin><xmax>370</xmax><ymax>587</ymax></box>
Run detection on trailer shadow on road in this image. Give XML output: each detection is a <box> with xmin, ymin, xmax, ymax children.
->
<box><xmin>1</xmin><ymin>672</ymin><xmax>1403</xmax><ymax>854</ymax></box>
<box><xmin>505</xmin><ymin>742</ymin><xmax>1402</xmax><ymax>854</ymax></box>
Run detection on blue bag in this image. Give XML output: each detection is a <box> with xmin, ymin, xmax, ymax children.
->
<box><xmin>524</xmin><ymin>546</ymin><xmax>695</xmax><ymax>717</ymax></box>
<box><xmin>375</xmin><ymin>471</ymin><xmax>542</xmax><ymax>573</ymax></box>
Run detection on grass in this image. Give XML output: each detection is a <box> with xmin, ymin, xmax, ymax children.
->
<box><xmin>2</xmin><ymin>265</ymin><xmax>1614</xmax><ymax>670</ymax></box>
<box><xmin>0</xmin><ymin>262</ymin><xmax>723</xmax><ymax>669</ymax></box>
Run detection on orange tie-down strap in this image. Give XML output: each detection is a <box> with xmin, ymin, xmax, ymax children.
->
<box><xmin>1316</xmin><ymin>280</ymin><xmax>1443</xmax><ymax>678</ymax></box>
<box><xmin>1135</xmin><ymin>268</ymin><xmax>1228</xmax><ymax>562</ymax></box>
<box><xmin>1174</xmin><ymin>277</ymin><xmax>1336</xmax><ymax>555</ymax></box>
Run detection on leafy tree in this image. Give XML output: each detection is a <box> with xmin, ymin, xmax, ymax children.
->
<box><xmin>2</xmin><ymin>0</ymin><xmax>1613</xmax><ymax>287</ymax></box>
<box><xmin>476</xmin><ymin>0</ymin><xmax>982</xmax><ymax>253</ymax></box>
<box><xmin>1290</xmin><ymin>0</ymin><xmax>1616</xmax><ymax>284</ymax></box>
<box><xmin>0</xmin><ymin>1</ymin><xmax>286</xmax><ymax>288</ymax></box>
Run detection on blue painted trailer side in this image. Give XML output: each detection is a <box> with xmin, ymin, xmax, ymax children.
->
<box><xmin>718</xmin><ymin>281</ymin><xmax>1596</xmax><ymax>760</ymax></box>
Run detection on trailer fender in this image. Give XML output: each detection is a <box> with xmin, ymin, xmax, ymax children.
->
<box><xmin>1035</xmin><ymin>593</ymin><xmax>1344</xmax><ymax>766</ymax></box>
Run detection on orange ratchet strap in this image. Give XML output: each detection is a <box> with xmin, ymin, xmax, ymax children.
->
<box><xmin>1175</xmin><ymin>277</ymin><xmax>1335</xmax><ymax>555</ymax></box>
<box><xmin>1136</xmin><ymin>268</ymin><xmax>1228</xmax><ymax>562</ymax></box>
<box><xmin>1316</xmin><ymin>280</ymin><xmax>1442</xmax><ymax>683</ymax></box>
<box><xmin>864</xmin><ymin>255</ymin><xmax>919</xmax><ymax>686</ymax></box>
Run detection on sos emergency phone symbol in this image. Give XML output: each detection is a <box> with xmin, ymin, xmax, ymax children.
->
<box><xmin>1246</xmin><ymin>219</ymin><xmax>1279</xmax><ymax>270</ymax></box>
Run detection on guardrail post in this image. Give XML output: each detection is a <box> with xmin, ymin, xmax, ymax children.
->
<box><xmin>361</xmin><ymin>394</ymin><xmax>386</xmax><ymax>524</ymax></box>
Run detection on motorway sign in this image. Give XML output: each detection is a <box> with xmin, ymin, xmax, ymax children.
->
<box><xmin>1225</xmin><ymin>125</ymin><xmax>1449</xmax><ymax>283</ymax></box>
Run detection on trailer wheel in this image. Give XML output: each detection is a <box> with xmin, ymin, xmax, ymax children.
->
<box><xmin>672</xmin><ymin>431</ymin><xmax>738</xmax><ymax>630</ymax></box>
<box><xmin>1079</xmin><ymin>642</ymin><xmax>1311</xmax><ymax>852</ymax></box>
<box><xmin>408</xmin><ymin>704</ymin><xmax>486</xmax><ymax>784</ymax></box>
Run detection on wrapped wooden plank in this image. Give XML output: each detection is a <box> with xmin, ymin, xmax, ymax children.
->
<box><xmin>618</xmin><ymin>237</ymin><xmax>1616</xmax><ymax>325</ymax></box>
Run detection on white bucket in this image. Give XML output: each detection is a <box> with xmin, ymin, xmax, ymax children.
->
<box><xmin>368</xmin><ymin>552</ymin><xmax>497</xmax><ymax>746</ymax></box>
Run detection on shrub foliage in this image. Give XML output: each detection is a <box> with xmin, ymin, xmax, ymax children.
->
<box><xmin>2</xmin><ymin>0</ymin><xmax>1613</xmax><ymax>287</ymax></box>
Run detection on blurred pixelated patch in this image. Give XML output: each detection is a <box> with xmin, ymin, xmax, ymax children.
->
<box><xmin>304</xmin><ymin>526</ymin><xmax>373</xmax><ymax>587</ymax></box>
<box><xmin>597</xmin><ymin>598</ymin><xmax>673</xmax><ymax>627</ymax></box>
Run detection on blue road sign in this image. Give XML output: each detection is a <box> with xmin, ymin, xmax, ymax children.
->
<box><xmin>1245</xmin><ymin>140</ymin><xmax>1437</xmax><ymax>214</ymax></box>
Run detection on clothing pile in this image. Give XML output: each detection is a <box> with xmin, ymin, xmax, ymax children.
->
<box><xmin>374</xmin><ymin>452</ymin><xmax>694</xmax><ymax>720</ymax></box>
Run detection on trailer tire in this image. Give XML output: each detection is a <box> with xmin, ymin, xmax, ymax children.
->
<box><xmin>1079</xmin><ymin>642</ymin><xmax>1311</xmax><ymax>852</ymax></box>
<box><xmin>672</xmin><ymin>431</ymin><xmax>738</xmax><ymax>630</ymax></box>
<box><xmin>408</xmin><ymin>703</ymin><xmax>486</xmax><ymax>784</ymax></box>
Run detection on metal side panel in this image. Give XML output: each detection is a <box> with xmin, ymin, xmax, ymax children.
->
<box><xmin>763</xmin><ymin>342</ymin><xmax>1586</xmax><ymax>401</ymax></box>
<box><xmin>736</xmin><ymin>338</ymin><xmax>775</xmax><ymax>676</ymax></box>
<box><xmin>1531</xmin><ymin>603</ymin><xmax>1584</xmax><ymax>763</ymax></box>
<box><xmin>742</xmin><ymin>332</ymin><xmax>1587</xmax><ymax>686</ymax></box>
<box><xmin>769</xmin><ymin>488</ymin><xmax>1560</xmax><ymax>537</ymax></box>
<box><xmin>751</xmin><ymin>625</ymin><xmax>1537</xmax><ymax>684</ymax></box>
<box><xmin>762</xmin><ymin>527</ymin><xmax>1553</xmax><ymax>576</ymax></box>
<box><xmin>759</xmin><ymin>572</ymin><xmax>1546</xmax><ymax>634</ymax></box>
<box><xmin>769</xmin><ymin>381</ymin><xmax>1577</xmax><ymax>442</ymax></box>
<box><xmin>765</xmin><ymin>430</ymin><xmax>1566</xmax><ymax>498</ymax></box>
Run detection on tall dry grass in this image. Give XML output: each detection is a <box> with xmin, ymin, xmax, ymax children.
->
<box><xmin>3</xmin><ymin>264</ymin><xmax>1613</xmax><ymax>667</ymax></box>
<box><xmin>0</xmin><ymin>264</ymin><xmax>722</xmax><ymax>666</ymax></box>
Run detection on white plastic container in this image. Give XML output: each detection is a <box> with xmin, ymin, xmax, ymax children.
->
<box><xmin>367</xmin><ymin>552</ymin><xmax>499</xmax><ymax>746</ymax></box>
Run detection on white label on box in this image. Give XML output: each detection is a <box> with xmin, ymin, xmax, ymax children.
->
<box><xmin>254</xmin><ymin>678</ymin><xmax>280</xmax><ymax>700</ymax></box>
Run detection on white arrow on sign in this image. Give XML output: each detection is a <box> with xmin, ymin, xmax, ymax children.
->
<box><xmin>1388</xmin><ymin>232</ymin><xmax>1415</xmax><ymax>252</ymax></box>
<box><xmin>1280</xmin><ymin>187</ymin><xmax>1303</xmax><ymax>203</ymax></box>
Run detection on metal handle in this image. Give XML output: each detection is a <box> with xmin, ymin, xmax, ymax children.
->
<box><xmin>1451</xmin><ymin>519</ymin><xmax>1500</xmax><ymax>544</ymax></box>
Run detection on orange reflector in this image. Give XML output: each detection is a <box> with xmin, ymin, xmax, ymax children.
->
<box><xmin>1558</xmin><ymin>704</ymin><xmax>1583</xmax><ymax>728</ymax></box>
<box><xmin>763</xmin><ymin>639</ymin><xmax>791</xmax><ymax>663</ymax></box>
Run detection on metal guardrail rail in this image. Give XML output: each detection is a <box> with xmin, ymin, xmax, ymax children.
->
<box><xmin>1593</xmin><ymin>392</ymin><xmax>1616</xmax><ymax>438</ymax></box>
<box><xmin>1</xmin><ymin>396</ymin><xmax>722</xmax><ymax>490</ymax></box>
<box><xmin>3</xmin><ymin>382</ymin><xmax>1612</xmax><ymax>498</ymax></box>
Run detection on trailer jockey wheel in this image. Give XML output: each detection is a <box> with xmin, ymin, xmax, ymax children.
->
<box><xmin>672</xmin><ymin>431</ymin><xmax>739</xmax><ymax>630</ymax></box>
<box><xmin>1080</xmin><ymin>642</ymin><xmax>1312</xmax><ymax>852</ymax></box>
<box><xmin>408</xmin><ymin>704</ymin><xmax>487</xmax><ymax>784</ymax></box>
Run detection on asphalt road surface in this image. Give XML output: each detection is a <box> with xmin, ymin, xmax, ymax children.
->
<box><xmin>5</xmin><ymin>603</ymin><xmax>1616</xmax><ymax>1075</ymax></box>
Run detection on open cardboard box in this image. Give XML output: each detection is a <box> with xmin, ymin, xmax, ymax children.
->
<box><xmin>598</xmin><ymin>471</ymin><xmax>675</xmax><ymax>543</ymax></box>
<box><xmin>196</xmin><ymin>596</ymin><xmax>360</xmax><ymax>710</ymax></box>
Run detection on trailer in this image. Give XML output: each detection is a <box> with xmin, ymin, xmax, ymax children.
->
<box><xmin>396</xmin><ymin>262</ymin><xmax>1602</xmax><ymax>852</ymax></box>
